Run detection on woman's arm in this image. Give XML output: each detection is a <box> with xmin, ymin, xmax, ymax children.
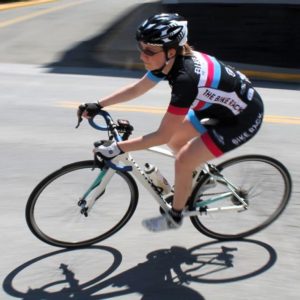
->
<box><xmin>118</xmin><ymin>112</ymin><xmax>185</xmax><ymax>152</ymax></box>
<box><xmin>99</xmin><ymin>73</ymin><xmax>157</xmax><ymax>107</ymax></box>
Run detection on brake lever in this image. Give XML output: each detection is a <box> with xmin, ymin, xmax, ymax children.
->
<box><xmin>75</xmin><ymin>116</ymin><xmax>83</xmax><ymax>128</ymax></box>
<box><xmin>75</xmin><ymin>103</ymin><xmax>87</xmax><ymax>129</ymax></box>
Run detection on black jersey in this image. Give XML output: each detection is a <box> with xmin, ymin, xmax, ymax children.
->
<box><xmin>146</xmin><ymin>50</ymin><xmax>264</xmax><ymax>156</ymax></box>
<box><xmin>147</xmin><ymin>50</ymin><xmax>263</xmax><ymax>122</ymax></box>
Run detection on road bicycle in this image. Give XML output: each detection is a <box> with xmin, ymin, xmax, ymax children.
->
<box><xmin>26</xmin><ymin>110</ymin><xmax>292</xmax><ymax>248</ymax></box>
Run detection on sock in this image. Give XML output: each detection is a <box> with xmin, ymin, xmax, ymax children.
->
<box><xmin>169</xmin><ymin>208</ymin><xmax>183</xmax><ymax>223</ymax></box>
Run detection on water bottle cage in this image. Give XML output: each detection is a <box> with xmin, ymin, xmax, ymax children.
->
<box><xmin>150</xmin><ymin>182</ymin><xmax>164</xmax><ymax>194</ymax></box>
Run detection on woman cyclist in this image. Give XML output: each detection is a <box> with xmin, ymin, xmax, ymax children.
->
<box><xmin>78</xmin><ymin>13</ymin><xmax>264</xmax><ymax>232</ymax></box>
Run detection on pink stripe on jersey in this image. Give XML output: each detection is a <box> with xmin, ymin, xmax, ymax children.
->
<box><xmin>201</xmin><ymin>132</ymin><xmax>223</xmax><ymax>157</ymax></box>
<box><xmin>193</xmin><ymin>100</ymin><xmax>206</xmax><ymax>111</ymax></box>
<box><xmin>167</xmin><ymin>105</ymin><xmax>189</xmax><ymax>115</ymax></box>
<box><xmin>201</xmin><ymin>53</ymin><xmax>214</xmax><ymax>87</ymax></box>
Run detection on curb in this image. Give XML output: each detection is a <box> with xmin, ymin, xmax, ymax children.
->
<box><xmin>241</xmin><ymin>70</ymin><xmax>300</xmax><ymax>84</ymax></box>
<box><xmin>0</xmin><ymin>0</ymin><xmax>56</xmax><ymax>11</ymax></box>
<box><xmin>95</xmin><ymin>51</ymin><xmax>300</xmax><ymax>84</ymax></box>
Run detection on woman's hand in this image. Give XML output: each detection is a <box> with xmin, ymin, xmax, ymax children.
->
<box><xmin>77</xmin><ymin>102</ymin><xmax>103</xmax><ymax>119</ymax></box>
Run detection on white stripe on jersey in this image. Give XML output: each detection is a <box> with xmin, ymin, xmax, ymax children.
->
<box><xmin>192</xmin><ymin>51</ymin><xmax>208</xmax><ymax>87</ymax></box>
<box><xmin>196</xmin><ymin>88</ymin><xmax>247</xmax><ymax>115</ymax></box>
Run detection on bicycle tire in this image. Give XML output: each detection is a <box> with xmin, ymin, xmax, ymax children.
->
<box><xmin>190</xmin><ymin>155</ymin><xmax>292</xmax><ymax>240</ymax></box>
<box><xmin>26</xmin><ymin>160</ymin><xmax>139</xmax><ymax>248</ymax></box>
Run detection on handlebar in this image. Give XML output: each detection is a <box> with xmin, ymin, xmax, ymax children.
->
<box><xmin>77</xmin><ymin>109</ymin><xmax>133</xmax><ymax>142</ymax></box>
<box><xmin>88</xmin><ymin>110</ymin><xmax>110</xmax><ymax>131</ymax></box>
<box><xmin>77</xmin><ymin>109</ymin><xmax>134</xmax><ymax>172</ymax></box>
<box><xmin>88</xmin><ymin>110</ymin><xmax>124</xmax><ymax>142</ymax></box>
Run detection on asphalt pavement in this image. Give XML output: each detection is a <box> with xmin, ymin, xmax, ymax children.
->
<box><xmin>1</xmin><ymin>61</ymin><xmax>300</xmax><ymax>300</ymax></box>
<box><xmin>0</xmin><ymin>1</ymin><xmax>299</xmax><ymax>299</ymax></box>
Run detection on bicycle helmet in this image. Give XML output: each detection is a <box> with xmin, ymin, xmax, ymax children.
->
<box><xmin>136</xmin><ymin>13</ymin><xmax>188</xmax><ymax>49</ymax></box>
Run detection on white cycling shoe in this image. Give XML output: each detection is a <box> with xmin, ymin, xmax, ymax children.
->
<box><xmin>142</xmin><ymin>214</ymin><xmax>182</xmax><ymax>232</ymax></box>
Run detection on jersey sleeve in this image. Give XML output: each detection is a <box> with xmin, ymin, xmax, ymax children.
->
<box><xmin>167</xmin><ymin>73</ymin><xmax>198</xmax><ymax>115</ymax></box>
<box><xmin>146</xmin><ymin>71</ymin><xmax>165</xmax><ymax>83</ymax></box>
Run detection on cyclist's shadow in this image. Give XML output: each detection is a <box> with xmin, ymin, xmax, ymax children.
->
<box><xmin>91</xmin><ymin>246</ymin><xmax>207</xmax><ymax>299</ymax></box>
<box><xmin>3</xmin><ymin>240</ymin><xmax>277</xmax><ymax>300</ymax></box>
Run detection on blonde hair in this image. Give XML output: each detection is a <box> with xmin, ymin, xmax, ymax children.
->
<box><xmin>178</xmin><ymin>43</ymin><xmax>194</xmax><ymax>56</ymax></box>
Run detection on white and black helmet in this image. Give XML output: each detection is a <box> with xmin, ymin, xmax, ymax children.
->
<box><xmin>136</xmin><ymin>13</ymin><xmax>188</xmax><ymax>49</ymax></box>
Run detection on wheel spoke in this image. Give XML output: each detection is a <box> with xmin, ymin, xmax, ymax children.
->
<box><xmin>190</xmin><ymin>155</ymin><xmax>292</xmax><ymax>239</ymax></box>
<box><xmin>26</xmin><ymin>161</ymin><xmax>138</xmax><ymax>248</ymax></box>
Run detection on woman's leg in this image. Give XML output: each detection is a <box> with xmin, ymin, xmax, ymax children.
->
<box><xmin>167</xmin><ymin>117</ymin><xmax>217</xmax><ymax>210</ymax></box>
<box><xmin>172</xmin><ymin>136</ymin><xmax>217</xmax><ymax>211</ymax></box>
<box><xmin>167</xmin><ymin>118</ymin><xmax>216</xmax><ymax>210</ymax></box>
<box><xmin>142</xmin><ymin>118</ymin><xmax>219</xmax><ymax>231</ymax></box>
<box><xmin>167</xmin><ymin>118</ymin><xmax>199</xmax><ymax>154</ymax></box>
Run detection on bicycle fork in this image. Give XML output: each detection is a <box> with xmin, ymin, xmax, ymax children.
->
<box><xmin>78</xmin><ymin>167</ymin><xmax>116</xmax><ymax>216</ymax></box>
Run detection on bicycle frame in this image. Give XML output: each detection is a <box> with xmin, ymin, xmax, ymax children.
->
<box><xmin>78</xmin><ymin>111</ymin><xmax>248</xmax><ymax>218</ymax></box>
<box><xmin>80</xmin><ymin>150</ymin><xmax>248</xmax><ymax>218</ymax></box>
<box><xmin>79</xmin><ymin>152</ymin><xmax>172</xmax><ymax>215</ymax></box>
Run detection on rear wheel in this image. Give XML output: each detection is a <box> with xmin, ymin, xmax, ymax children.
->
<box><xmin>190</xmin><ymin>155</ymin><xmax>292</xmax><ymax>240</ymax></box>
<box><xmin>26</xmin><ymin>160</ymin><xmax>139</xmax><ymax>248</ymax></box>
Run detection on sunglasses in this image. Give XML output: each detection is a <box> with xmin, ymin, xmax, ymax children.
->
<box><xmin>137</xmin><ymin>43</ymin><xmax>164</xmax><ymax>57</ymax></box>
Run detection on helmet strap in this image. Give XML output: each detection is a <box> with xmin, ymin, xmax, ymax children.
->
<box><xmin>151</xmin><ymin>48</ymin><xmax>173</xmax><ymax>75</ymax></box>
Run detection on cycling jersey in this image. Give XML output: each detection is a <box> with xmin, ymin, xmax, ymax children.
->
<box><xmin>146</xmin><ymin>50</ymin><xmax>264</xmax><ymax>156</ymax></box>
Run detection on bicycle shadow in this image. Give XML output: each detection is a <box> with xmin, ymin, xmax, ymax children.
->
<box><xmin>2</xmin><ymin>239</ymin><xmax>277</xmax><ymax>299</ymax></box>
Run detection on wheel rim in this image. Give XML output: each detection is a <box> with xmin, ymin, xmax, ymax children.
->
<box><xmin>191</xmin><ymin>155</ymin><xmax>291</xmax><ymax>239</ymax></box>
<box><xmin>27</xmin><ymin>162</ymin><xmax>138</xmax><ymax>247</ymax></box>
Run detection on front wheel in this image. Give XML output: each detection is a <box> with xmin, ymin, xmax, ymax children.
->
<box><xmin>26</xmin><ymin>160</ymin><xmax>139</xmax><ymax>248</ymax></box>
<box><xmin>190</xmin><ymin>155</ymin><xmax>292</xmax><ymax>240</ymax></box>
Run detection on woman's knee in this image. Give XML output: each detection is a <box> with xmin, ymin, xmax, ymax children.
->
<box><xmin>168</xmin><ymin>122</ymin><xmax>198</xmax><ymax>154</ymax></box>
<box><xmin>167</xmin><ymin>134</ymin><xmax>186</xmax><ymax>153</ymax></box>
<box><xmin>167</xmin><ymin>141</ymin><xmax>181</xmax><ymax>154</ymax></box>
<box><xmin>175</xmin><ymin>150</ymin><xmax>194</xmax><ymax>172</ymax></box>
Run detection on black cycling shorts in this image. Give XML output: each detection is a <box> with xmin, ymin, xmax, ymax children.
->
<box><xmin>187</xmin><ymin>93</ymin><xmax>264</xmax><ymax>157</ymax></box>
